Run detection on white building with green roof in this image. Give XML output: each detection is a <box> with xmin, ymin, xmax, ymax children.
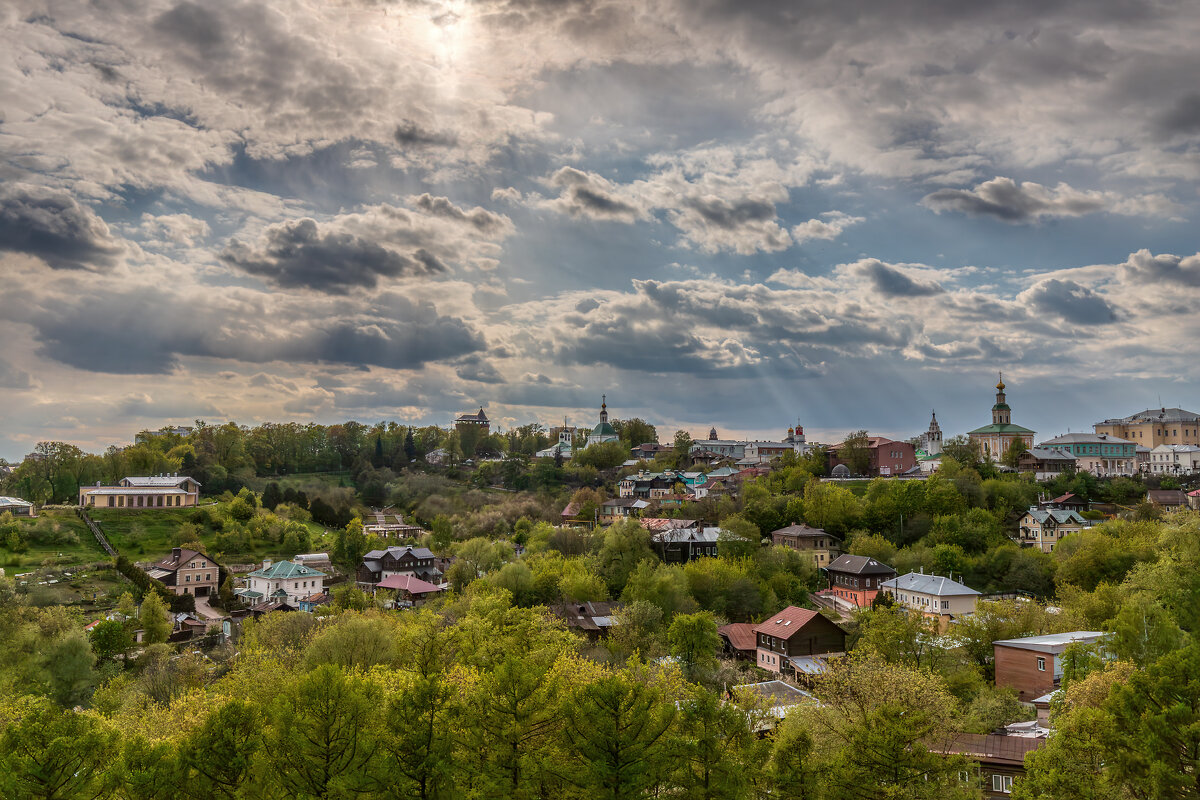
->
<box><xmin>238</xmin><ymin>558</ymin><xmax>327</xmax><ymax>606</ymax></box>
<box><xmin>586</xmin><ymin>396</ymin><xmax>620</xmax><ymax>447</ymax></box>
<box><xmin>967</xmin><ymin>375</ymin><xmax>1035</xmax><ymax>461</ymax></box>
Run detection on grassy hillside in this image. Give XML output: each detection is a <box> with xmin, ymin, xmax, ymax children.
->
<box><xmin>1</xmin><ymin>509</ymin><xmax>130</xmax><ymax>612</ymax></box>
<box><xmin>86</xmin><ymin>504</ymin><xmax>336</xmax><ymax>566</ymax></box>
<box><xmin>3</xmin><ymin>509</ymin><xmax>106</xmax><ymax>570</ymax></box>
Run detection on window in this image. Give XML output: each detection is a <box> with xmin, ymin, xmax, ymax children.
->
<box><xmin>185</xmin><ymin>574</ymin><xmax>191</xmax><ymax>582</ymax></box>
<box><xmin>992</xmin><ymin>774</ymin><xmax>1013</xmax><ymax>793</ymax></box>
<box><xmin>205</xmin><ymin>573</ymin><xmax>211</xmax><ymax>581</ymax></box>
<box><xmin>1037</xmin><ymin>657</ymin><xmax>1046</xmax><ymax>671</ymax></box>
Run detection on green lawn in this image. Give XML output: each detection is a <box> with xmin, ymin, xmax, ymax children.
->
<box><xmin>87</xmin><ymin>507</ymin><xmax>198</xmax><ymax>558</ymax></box>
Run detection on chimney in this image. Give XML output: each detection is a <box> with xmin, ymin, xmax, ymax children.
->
<box><xmin>172</xmin><ymin>547</ymin><xmax>181</xmax><ymax>561</ymax></box>
<box><xmin>262</xmin><ymin>558</ymin><xmax>272</xmax><ymax>570</ymax></box>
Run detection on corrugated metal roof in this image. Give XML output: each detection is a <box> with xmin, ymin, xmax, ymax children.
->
<box><xmin>123</xmin><ymin>475</ymin><xmax>199</xmax><ymax>487</ymax></box>
<box><xmin>826</xmin><ymin>553</ymin><xmax>896</xmax><ymax>575</ymax></box>
<box><xmin>83</xmin><ymin>487</ymin><xmax>186</xmax><ymax>495</ymax></box>
<box><xmin>992</xmin><ymin>631</ymin><xmax>1106</xmax><ymax>653</ymax></box>
<box><xmin>882</xmin><ymin>571</ymin><xmax>980</xmax><ymax>597</ymax></box>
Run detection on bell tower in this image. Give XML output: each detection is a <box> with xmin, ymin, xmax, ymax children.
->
<box><xmin>926</xmin><ymin>410</ymin><xmax>942</xmax><ymax>455</ymax></box>
<box><xmin>992</xmin><ymin>373</ymin><xmax>1011</xmax><ymax>426</ymax></box>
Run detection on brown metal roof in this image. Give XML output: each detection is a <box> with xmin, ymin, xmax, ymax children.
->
<box><xmin>718</xmin><ymin>622</ymin><xmax>757</xmax><ymax>652</ymax></box>
<box><xmin>752</xmin><ymin>606</ymin><xmax>824</xmax><ymax>640</ymax></box>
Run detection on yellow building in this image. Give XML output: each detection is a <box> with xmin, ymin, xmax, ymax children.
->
<box><xmin>1094</xmin><ymin>407</ymin><xmax>1200</xmax><ymax>448</ymax></box>
<box><xmin>79</xmin><ymin>475</ymin><xmax>201</xmax><ymax>509</ymax></box>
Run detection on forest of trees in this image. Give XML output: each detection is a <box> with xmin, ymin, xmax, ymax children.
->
<box><xmin>4</xmin><ymin>502</ymin><xmax>1200</xmax><ymax>799</ymax></box>
<box><xmin>5</xmin><ymin>415</ymin><xmax>1200</xmax><ymax>798</ymax></box>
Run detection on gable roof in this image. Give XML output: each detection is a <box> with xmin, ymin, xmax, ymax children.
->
<box><xmin>640</xmin><ymin>517</ymin><xmax>699</xmax><ymax>531</ymax></box>
<box><xmin>1148</xmin><ymin>489</ymin><xmax>1187</xmax><ymax>505</ymax></box>
<box><xmin>151</xmin><ymin>548</ymin><xmax>213</xmax><ymax>572</ymax></box>
<box><xmin>771</xmin><ymin>523</ymin><xmax>836</xmax><ymax>540</ymax></box>
<box><xmin>123</xmin><ymin>475</ymin><xmax>200</xmax><ymax>487</ymax></box>
<box><xmin>1038</xmin><ymin>433</ymin><xmax>1134</xmax><ymax>446</ymax></box>
<box><xmin>1024</xmin><ymin>448</ymin><xmax>1076</xmax><ymax>462</ymax></box>
<box><xmin>882</xmin><ymin>571</ymin><xmax>980</xmax><ymax>597</ymax></box>
<box><xmin>547</xmin><ymin>600</ymin><xmax>621</xmax><ymax>633</ymax></box>
<box><xmin>718</xmin><ymin>622</ymin><xmax>757</xmax><ymax>652</ymax></box>
<box><xmin>0</xmin><ymin>496</ymin><xmax>33</xmax><ymax>509</ymax></box>
<box><xmin>967</xmin><ymin>422</ymin><xmax>1036</xmax><ymax>435</ymax></box>
<box><xmin>825</xmin><ymin>553</ymin><xmax>896</xmax><ymax>576</ymax></box>
<box><xmin>378</xmin><ymin>574</ymin><xmax>442</xmax><ymax>594</ymax></box>
<box><xmin>1024</xmin><ymin>508</ymin><xmax>1086</xmax><ymax>525</ymax></box>
<box><xmin>751</xmin><ymin>606</ymin><xmax>832</xmax><ymax>640</ymax></box>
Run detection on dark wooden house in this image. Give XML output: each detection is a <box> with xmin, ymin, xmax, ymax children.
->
<box><xmin>752</xmin><ymin>606</ymin><xmax>846</xmax><ymax>676</ymax></box>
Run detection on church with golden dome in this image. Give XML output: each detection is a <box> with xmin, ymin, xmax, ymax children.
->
<box><xmin>967</xmin><ymin>375</ymin><xmax>1036</xmax><ymax>461</ymax></box>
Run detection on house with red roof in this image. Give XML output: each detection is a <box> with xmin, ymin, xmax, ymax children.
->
<box><xmin>717</xmin><ymin>622</ymin><xmax>757</xmax><ymax>660</ymax></box>
<box><xmin>752</xmin><ymin>606</ymin><xmax>846</xmax><ymax>676</ymax></box>
<box><xmin>377</xmin><ymin>573</ymin><xmax>443</xmax><ymax>607</ymax></box>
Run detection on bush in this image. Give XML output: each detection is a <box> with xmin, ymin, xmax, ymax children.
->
<box><xmin>170</xmin><ymin>593</ymin><xmax>196</xmax><ymax>613</ymax></box>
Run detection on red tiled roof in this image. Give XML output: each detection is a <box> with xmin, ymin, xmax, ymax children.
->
<box><xmin>718</xmin><ymin>622</ymin><xmax>757</xmax><ymax>652</ymax></box>
<box><xmin>752</xmin><ymin>606</ymin><xmax>821</xmax><ymax>640</ymax></box>
<box><xmin>378</xmin><ymin>574</ymin><xmax>442</xmax><ymax>594</ymax></box>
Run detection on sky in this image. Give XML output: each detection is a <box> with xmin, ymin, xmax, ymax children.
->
<box><xmin>2</xmin><ymin>0</ymin><xmax>1200</xmax><ymax>461</ymax></box>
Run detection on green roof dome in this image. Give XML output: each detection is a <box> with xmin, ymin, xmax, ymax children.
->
<box><xmin>592</xmin><ymin>421</ymin><xmax>617</xmax><ymax>436</ymax></box>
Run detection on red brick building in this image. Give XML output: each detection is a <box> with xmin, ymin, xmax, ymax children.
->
<box><xmin>827</xmin><ymin>436</ymin><xmax>918</xmax><ymax>477</ymax></box>
<box><xmin>993</xmin><ymin>631</ymin><xmax>1106</xmax><ymax>702</ymax></box>
<box><xmin>825</xmin><ymin>553</ymin><xmax>896</xmax><ymax>608</ymax></box>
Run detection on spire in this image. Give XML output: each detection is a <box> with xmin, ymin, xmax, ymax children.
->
<box><xmin>996</xmin><ymin>371</ymin><xmax>1005</xmax><ymax>391</ymax></box>
<box><xmin>599</xmin><ymin>395</ymin><xmax>608</xmax><ymax>424</ymax></box>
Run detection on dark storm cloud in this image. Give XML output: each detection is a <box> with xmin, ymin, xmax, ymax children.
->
<box><xmin>547</xmin><ymin>167</ymin><xmax>641</xmax><ymax>222</ymax></box>
<box><xmin>454</xmin><ymin>354</ymin><xmax>505</xmax><ymax>384</ymax></box>
<box><xmin>14</xmin><ymin>288</ymin><xmax>484</xmax><ymax>375</ymax></box>
<box><xmin>1156</xmin><ymin>93</ymin><xmax>1200</xmax><ymax>137</ymax></box>
<box><xmin>394</xmin><ymin>121</ymin><xmax>459</xmax><ymax>148</ymax></box>
<box><xmin>921</xmin><ymin>177</ymin><xmax>1108</xmax><ymax>223</ymax></box>
<box><xmin>682</xmin><ymin>196</ymin><xmax>776</xmax><ymax>230</ymax></box>
<box><xmin>412</xmin><ymin>194</ymin><xmax>512</xmax><ymax>235</ymax></box>
<box><xmin>0</xmin><ymin>184</ymin><xmax>123</xmax><ymax>270</ymax></box>
<box><xmin>1023</xmin><ymin>279</ymin><xmax>1117</xmax><ymax>325</ymax></box>
<box><xmin>152</xmin><ymin>1</ymin><xmax>227</xmax><ymax>57</ymax></box>
<box><xmin>854</xmin><ymin>260</ymin><xmax>944</xmax><ymax>297</ymax></box>
<box><xmin>221</xmin><ymin>218</ymin><xmax>444</xmax><ymax>292</ymax></box>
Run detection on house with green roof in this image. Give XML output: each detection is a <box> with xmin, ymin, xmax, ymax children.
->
<box><xmin>237</xmin><ymin>558</ymin><xmax>327</xmax><ymax>607</ymax></box>
<box><xmin>967</xmin><ymin>375</ymin><xmax>1035</xmax><ymax>461</ymax></box>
